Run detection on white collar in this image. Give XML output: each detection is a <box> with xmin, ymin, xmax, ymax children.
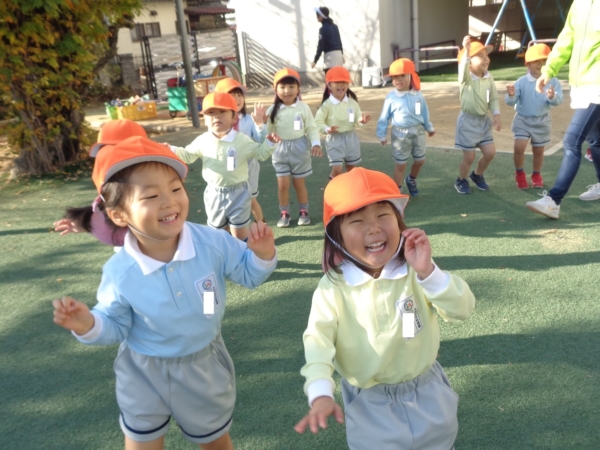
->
<box><xmin>123</xmin><ymin>222</ymin><xmax>196</xmax><ymax>275</ymax></box>
<box><xmin>470</xmin><ymin>71</ymin><xmax>490</xmax><ymax>80</ymax></box>
<box><xmin>341</xmin><ymin>258</ymin><xmax>408</xmax><ymax>287</ymax></box>
<box><xmin>210</xmin><ymin>128</ymin><xmax>237</xmax><ymax>143</ymax></box>
<box><xmin>279</xmin><ymin>99</ymin><xmax>299</xmax><ymax>109</ymax></box>
<box><xmin>329</xmin><ymin>94</ymin><xmax>348</xmax><ymax>105</ymax></box>
<box><xmin>393</xmin><ymin>89</ymin><xmax>417</xmax><ymax>98</ymax></box>
<box><xmin>526</xmin><ymin>73</ymin><xmax>538</xmax><ymax>82</ymax></box>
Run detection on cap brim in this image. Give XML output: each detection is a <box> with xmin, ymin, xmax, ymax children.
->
<box><xmin>328</xmin><ymin>194</ymin><xmax>410</xmax><ymax>225</ymax></box>
<box><xmin>90</xmin><ymin>142</ymin><xmax>108</xmax><ymax>157</ymax></box>
<box><xmin>103</xmin><ymin>155</ymin><xmax>188</xmax><ymax>185</ymax></box>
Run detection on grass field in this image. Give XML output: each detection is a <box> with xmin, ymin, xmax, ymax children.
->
<box><xmin>419</xmin><ymin>50</ymin><xmax>570</xmax><ymax>82</ymax></box>
<box><xmin>1</xmin><ymin>143</ymin><xmax>599</xmax><ymax>450</ymax></box>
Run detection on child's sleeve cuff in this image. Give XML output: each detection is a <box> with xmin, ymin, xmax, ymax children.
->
<box><xmin>311</xmin><ymin>139</ymin><xmax>321</xmax><ymax>147</ymax></box>
<box><xmin>416</xmin><ymin>264</ymin><xmax>450</xmax><ymax>295</ymax></box>
<box><xmin>306</xmin><ymin>379</ymin><xmax>335</xmax><ymax>406</ymax></box>
<box><xmin>250</xmin><ymin>249</ymin><xmax>277</xmax><ymax>270</ymax></box>
<box><xmin>72</xmin><ymin>311</ymin><xmax>103</xmax><ymax>343</ymax></box>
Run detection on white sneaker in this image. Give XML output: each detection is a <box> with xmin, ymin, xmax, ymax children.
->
<box><xmin>526</xmin><ymin>191</ymin><xmax>560</xmax><ymax>219</ymax></box>
<box><xmin>579</xmin><ymin>183</ymin><xmax>600</xmax><ymax>201</ymax></box>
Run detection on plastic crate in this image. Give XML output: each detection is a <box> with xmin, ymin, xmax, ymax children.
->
<box><xmin>194</xmin><ymin>76</ymin><xmax>227</xmax><ymax>97</ymax></box>
<box><xmin>117</xmin><ymin>102</ymin><xmax>157</xmax><ymax>121</ymax></box>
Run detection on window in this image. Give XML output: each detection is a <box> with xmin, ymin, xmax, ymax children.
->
<box><xmin>131</xmin><ymin>22</ymin><xmax>161</xmax><ymax>42</ymax></box>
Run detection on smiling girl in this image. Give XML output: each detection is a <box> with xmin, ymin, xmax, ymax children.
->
<box><xmin>315</xmin><ymin>66</ymin><xmax>371</xmax><ymax>180</ymax></box>
<box><xmin>52</xmin><ymin>136</ymin><xmax>277</xmax><ymax>450</ymax></box>
<box><xmin>295</xmin><ymin>168</ymin><xmax>475</xmax><ymax>450</ymax></box>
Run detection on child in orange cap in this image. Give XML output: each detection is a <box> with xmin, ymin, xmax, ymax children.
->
<box><xmin>505</xmin><ymin>43</ymin><xmax>563</xmax><ymax>189</ymax></box>
<box><xmin>215</xmin><ymin>78</ymin><xmax>268</xmax><ymax>222</ymax></box>
<box><xmin>267</xmin><ymin>68</ymin><xmax>322</xmax><ymax>228</ymax></box>
<box><xmin>169</xmin><ymin>91</ymin><xmax>280</xmax><ymax>241</ymax></box>
<box><xmin>53</xmin><ymin>119</ymin><xmax>148</xmax><ymax>246</ymax></box>
<box><xmin>454</xmin><ymin>36</ymin><xmax>501</xmax><ymax>194</ymax></box>
<box><xmin>52</xmin><ymin>136</ymin><xmax>277</xmax><ymax>450</ymax></box>
<box><xmin>315</xmin><ymin>66</ymin><xmax>371</xmax><ymax>180</ymax></box>
<box><xmin>376</xmin><ymin>58</ymin><xmax>435</xmax><ymax>197</ymax></box>
<box><xmin>294</xmin><ymin>167</ymin><xmax>474</xmax><ymax>449</ymax></box>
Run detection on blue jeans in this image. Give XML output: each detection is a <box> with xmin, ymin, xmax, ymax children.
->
<box><xmin>549</xmin><ymin>103</ymin><xmax>600</xmax><ymax>204</ymax></box>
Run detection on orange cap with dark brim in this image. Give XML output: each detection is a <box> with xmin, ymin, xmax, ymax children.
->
<box><xmin>323</xmin><ymin>168</ymin><xmax>409</xmax><ymax>227</ymax></box>
<box><xmin>90</xmin><ymin>119</ymin><xmax>147</xmax><ymax>157</ymax></box>
<box><xmin>92</xmin><ymin>136</ymin><xmax>187</xmax><ymax>193</ymax></box>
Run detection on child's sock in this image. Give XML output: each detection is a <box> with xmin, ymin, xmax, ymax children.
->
<box><xmin>299</xmin><ymin>202</ymin><xmax>309</xmax><ymax>212</ymax></box>
<box><xmin>532</xmin><ymin>171</ymin><xmax>540</xmax><ymax>175</ymax></box>
<box><xmin>516</xmin><ymin>168</ymin><xmax>524</xmax><ymax>172</ymax></box>
<box><xmin>408</xmin><ymin>174</ymin><xmax>416</xmax><ymax>181</ymax></box>
<box><xmin>397</xmin><ymin>185</ymin><xmax>403</xmax><ymax>192</ymax></box>
<box><xmin>279</xmin><ymin>205</ymin><xmax>290</xmax><ymax>213</ymax></box>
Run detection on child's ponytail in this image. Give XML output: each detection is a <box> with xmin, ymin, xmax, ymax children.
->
<box><xmin>64</xmin><ymin>206</ymin><xmax>94</xmax><ymax>233</ymax></box>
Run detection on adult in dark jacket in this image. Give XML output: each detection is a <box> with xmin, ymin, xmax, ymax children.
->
<box><xmin>311</xmin><ymin>6</ymin><xmax>344</xmax><ymax>73</ymax></box>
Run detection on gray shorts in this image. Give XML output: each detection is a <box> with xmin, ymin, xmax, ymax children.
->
<box><xmin>114</xmin><ymin>334</ymin><xmax>235</xmax><ymax>445</ymax></box>
<box><xmin>272</xmin><ymin>136</ymin><xmax>313</xmax><ymax>178</ymax></box>
<box><xmin>391</xmin><ymin>125</ymin><xmax>426</xmax><ymax>164</ymax></box>
<box><xmin>248</xmin><ymin>158</ymin><xmax>260</xmax><ymax>198</ymax></box>
<box><xmin>511</xmin><ymin>113</ymin><xmax>551</xmax><ymax>146</ymax></box>
<box><xmin>341</xmin><ymin>361</ymin><xmax>458</xmax><ymax>450</ymax></box>
<box><xmin>204</xmin><ymin>181</ymin><xmax>251</xmax><ymax>229</ymax></box>
<box><xmin>325</xmin><ymin>130</ymin><xmax>362</xmax><ymax>166</ymax></box>
<box><xmin>455</xmin><ymin>111</ymin><xmax>494</xmax><ymax>151</ymax></box>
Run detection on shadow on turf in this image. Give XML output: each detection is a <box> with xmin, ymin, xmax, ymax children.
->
<box><xmin>0</xmin><ymin>227</ymin><xmax>53</xmax><ymax>236</ymax></box>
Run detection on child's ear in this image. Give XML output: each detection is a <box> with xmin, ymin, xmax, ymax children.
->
<box><xmin>105</xmin><ymin>208</ymin><xmax>129</xmax><ymax>228</ymax></box>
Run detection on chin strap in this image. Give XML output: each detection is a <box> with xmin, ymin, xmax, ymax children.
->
<box><xmin>127</xmin><ymin>223</ymin><xmax>172</xmax><ymax>242</ymax></box>
<box><xmin>325</xmin><ymin>230</ymin><xmax>404</xmax><ymax>269</ymax></box>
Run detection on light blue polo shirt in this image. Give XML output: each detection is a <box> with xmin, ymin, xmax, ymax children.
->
<box><xmin>238</xmin><ymin>113</ymin><xmax>266</xmax><ymax>143</ymax></box>
<box><xmin>75</xmin><ymin>222</ymin><xmax>276</xmax><ymax>357</ymax></box>
<box><xmin>376</xmin><ymin>89</ymin><xmax>434</xmax><ymax>140</ymax></box>
<box><xmin>504</xmin><ymin>73</ymin><xmax>563</xmax><ymax>116</ymax></box>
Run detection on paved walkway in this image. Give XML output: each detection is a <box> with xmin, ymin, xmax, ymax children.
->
<box><xmin>86</xmin><ymin>81</ymin><xmax>573</xmax><ymax>153</ymax></box>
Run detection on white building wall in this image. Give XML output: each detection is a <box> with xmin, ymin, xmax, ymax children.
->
<box><xmin>231</xmin><ymin>0</ymin><xmax>382</xmax><ymax>86</ymax></box>
<box><xmin>378</xmin><ymin>0</ymin><xmax>412</xmax><ymax>69</ymax></box>
<box><xmin>117</xmin><ymin>2</ymin><xmax>179</xmax><ymax>57</ymax></box>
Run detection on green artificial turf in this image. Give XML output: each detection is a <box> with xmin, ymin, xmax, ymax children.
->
<box><xmin>1</xmin><ymin>143</ymin><xmax>599</xmax><ymax>449</ymax></box>
<box><xmin>419</xmin><ymin>50</ymin><xmax>570</xmax><ymax>82</ymax></box>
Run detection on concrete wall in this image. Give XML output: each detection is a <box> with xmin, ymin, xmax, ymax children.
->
<box><xmin>231</xmin><ymin>0</ymin><xmax>382</xmax><ymax>87</ymax></box>
<box><xmin>378</xmin><ymin>0</ymin><xmax>411</xmax><ymax>69</ymax></box>
<box><xmin>117</xmin><ymin>1</ymin><xmax>179</xmax><ymax>57</ymax></box>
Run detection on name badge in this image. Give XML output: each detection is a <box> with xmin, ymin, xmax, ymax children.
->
<box><xmin>348</xmin><ymin>107</ymin><xmax>355</xmax><ymax>123</ymax></box>
<box><xmin>486</xmin><ymin>89</ymin><xmax>490</xmax><ymax>103</ymax></box>
<box><xmin>293</xmin><ymin>114</ymin><xmax>302</xmax><ymax>131</ymax></box>
<box><xmin>226</xmin><ymin>147</ymin><xmax>237</xmax><ymax>171</ymax></box>
<box><xmin>203</xmin><ymin>292</ymin><xmax>215</xmax><ymax>315</ymax></box>
<box><xmin>415</xmin><ymin>101</ymin><xmax>421</xmax><ymax>115</ymax></box>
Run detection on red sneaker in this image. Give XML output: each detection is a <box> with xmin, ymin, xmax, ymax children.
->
<box><xmin>531</xmin><ymin>173</ymin><xmax>544</xmax><ymax>189</ymax></box>
<box><xmin>515</xmin><ymin>170</ymin><xmax>529</xmax><ymax>189</ymax></box>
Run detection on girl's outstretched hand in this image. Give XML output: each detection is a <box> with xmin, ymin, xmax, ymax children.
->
<box><xmin>53</xmin><ymin>219</ymin><xmax>81</xmax><ymax>236</ymax></box>
<box><xmin>402</xmin><ymin>228</ymin><xmax>434</xmax><ymax>280</ymax></box>
<box><xmin>294</xmin><ymin>396</ymin><xmax>344</xmax><ymax>434</ymax></box>
<box><xmin>251</xmin><ymin>103</ymin><xmax>267</xmax><ymax>125</ymax></box>
<box><xmin>247</xmin><ymin>221</ymin><xmax>276</xmax><ymax>261</ymax></box>
<box><xmin>266</xmin><ymin>133</ymin><xmax>281</xmax><ymax>144</ymax></box>
<box><xmin>52</xmin><ymin>296</ymin><xmax>94</xmax><ymax>335</ymax></box>
<box><xmin>359</xmin><ymin>112</ymin><xmax>371</xmax><ymax>124</ymax></box>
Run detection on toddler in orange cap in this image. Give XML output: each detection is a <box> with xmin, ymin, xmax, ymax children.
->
<box><xmin>53</xmin><ymin>119</ymin><xmax>147</xmax><ymax>246</ymax></box>
<box><xmin>315</xmin><ymin>66</ymin><xmax>371</xmax><ymax>180</ymax></box>
<box><xmin>295</xmin><ymin>167</ymin><xmax>475</xmax><ymax>450</ymax></box>
<box><xmin>505</xmin><ymin>43</ymin><xmax>563</xmax><ymax>189</ymax></box>
<box><xmin>376</xmin><ymin>58</ymin><xmax>435</xmax><ymax>197</ymax></box>
<box><xmin>267</xmin><ymin>68</ymin><xmax>322</xmax><ymax>228</ymax></box>
<box><xmin>454</xmin><ymin>36</ymin><xmax>501</xmax><ymax>194</ymax></box>
<box><xmin>169</xmin><ymin>91</ymin><xmax>280</xmax><ymax>241</ymax></box>
<box><xmin>52</xmin><ymin>136</ymin><xmax>277</xmax><ymax>450</ymax></box>
<box><xmin>214</xmin><ymin>77</ymin><xmax>268</xmax><ymax>222</ymax></box>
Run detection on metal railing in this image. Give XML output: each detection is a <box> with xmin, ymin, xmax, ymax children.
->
<box><xmin>393</xmin><ymin>40</ymin><xmax>458</xmax><ymax>70</ymax></box>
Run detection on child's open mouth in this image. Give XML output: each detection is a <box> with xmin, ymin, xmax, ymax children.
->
<box><xmin>159</xmin><ymin>213</ymin><xmax>178</xmax><ymax>223</ymax></box>
<box><xmin>366</xmin><ymin>241</ymin><xmax>386</xmax><ymax>253</ymax></box>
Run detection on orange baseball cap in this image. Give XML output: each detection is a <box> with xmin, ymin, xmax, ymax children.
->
<box><xmin>214</xmin><ymin>77</ymin><xmax>248</xmax><ymax>95</ymax></box>
<box><xmin>92</xmin><ymin>136</ymin><xmax>187</xmax><ymax>193</ymax></box>
<box><xmin>326</xmin><ymin>66</ymin><xmax>352</xmax><ymax>84</ymax></box>
<box><xmin>323</xmin><ymin>168</ymin><xmax>409</xmax><ymax>227</ymax></box>
<box><xmin>273</xmin><ymin>68</ymin><xmax>301</xmax><ymax>89</ymax></box>
<box><xmin>525</xmin><ymin>43</ymin><xmax>551</xmax><ymax>64</ymax></box>
<box><xmin>383</xmin><ymin>58</ymin><xmax>421</xmax><ymax>90</ymax></box>
<box><xmin>90</xmin><ymin>119</ymin><xmax>147</xmax><ymax>157</ymax></box>
<box><xmin>458</xmin><ymin>41</ymin><xmax>494</xmax><ymax>62</ymax></box>
<box><xmin>200</xmin><ymin>92</ymin><xmax>238</xmax><ymax>113</ymax></box>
